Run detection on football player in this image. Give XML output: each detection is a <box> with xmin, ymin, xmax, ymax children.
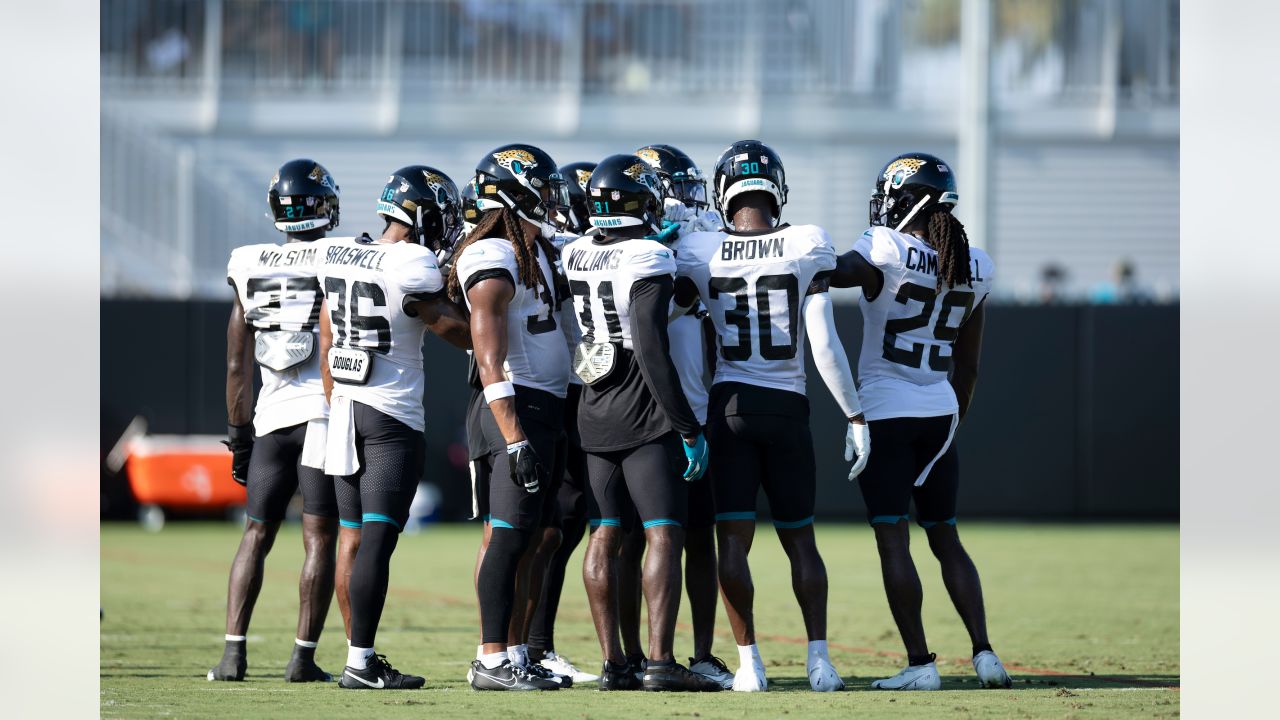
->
<box><xmin>212</xmin><ymin>159</ymin><xmax>341</xmax><ymax>684</ymax></box>
<box><xmin>631</xmin><ymin>143</ymin><xmax>733</xmax><ymax>687</ymax></box>
<box><xmin>318</xmin><ymin>165</ymin><xmax>471</xmax><ymax>690</ymax></box>
<box><xmin>671</xmin><ymin>140</ymin><xmax>869</xmax><ymax>692</ymax></box>
<box><xmin>562</xmin><ymin>154</ymin><xmax>720</xmax><ymax>693</ymax></box>
<box><xmin>829</xmin><ymin>152</ymin><xmax>1011</xmax><ymax>691</ymax></box>
<box><xmin>523</xmin><ymin>161</ymin><xmax>601</xmax><ymax>684</ymax></box>
<box><xmin>448</xmin><ymin>144</ymin><xmax>573</xmax><ymax>691</ymax></box>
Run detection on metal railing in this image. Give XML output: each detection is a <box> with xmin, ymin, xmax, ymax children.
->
<box><xmin>100</xmin><ymin>0</ymin><xmax>1179</xmax><ymax>106</ymax></box>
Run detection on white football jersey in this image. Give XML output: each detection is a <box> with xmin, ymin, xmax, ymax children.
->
<box><xmin>455</xmin><ymin>237</ymin><xmax>571</xmax><ymax>398</ymax></box>
<box><xmin>674</xmin><ymin>224</ymin><xmax>836</xmax><ymax>395</ymax></box>
<box><xmin>853</xmin><ymin>226</ymin><xmax>995</xmax><ymax>420</ymax></box>
<box><xmin>561</xmin><ymin>236</ymin><xmax>676</xmax><ymax>350</ymax></box>
<box><xmin>551</xmin><ymin>232</ymin><xmax>584</xmax><ymax>386</ymax></box>
<box><xmin>316</xmin><ymin>235</ymin><xmax>445</xmax><ymax>432</ymax></box>
<box><xmin>227</xmin><ymin>241</ymin><xmax>328</xmax><ymax>435</ymax></box>
<box><xmin>669</xmin><ymin>311</ymin><xmax>709</xmax><ymax>425</ymax></box>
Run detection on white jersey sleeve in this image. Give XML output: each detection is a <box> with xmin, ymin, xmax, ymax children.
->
<box><xmin>226</xmin><ymin>242</ymin><xmax>328</xmax><ymax>435</ymax></box>
<box><xmin>854</xmin><ymin>226</ymin><xmax>994</xmax><ymax>421</ymax></box>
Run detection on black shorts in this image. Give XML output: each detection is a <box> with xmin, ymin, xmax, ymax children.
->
<box><xmin>334</xmin><ymin>402</ymin><xmax>425</xmax><ymax>532</ymax></box>
<box><xmin>856</xmin><ymin>414</ymin><xmax>960</xmax><ymax>527</ymax></box>
<box><xmin>706</xmin><ymin>382</ymin><xmax>815</xmax><ymax>529</ymax></box>
<box><xmin>246</xmin><ymin>422</ymin><xmax>337</xmax><ymax>523</ymax></box>
<box><xmin>555</xmin><ymin>384</ymin><xmax>591</xmax><ymax>525</ymax></box>
<box><xmin>686</xmin><ymin>424</ymin><xmax>716</xmax><ymax>530</ymax></box>
<box><xmin>587</xmin><ymin>432</ymin><xmax>687</xmax><ymax>530</ymax></box>
<box><xmin>472</xmin><ymin>385</ymin><xmax>565</xmax><ymax>531</ymax></box>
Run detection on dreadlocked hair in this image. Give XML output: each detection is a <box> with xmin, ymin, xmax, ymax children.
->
<box><xmin>447</xmin><ymin>206</ymin><xmax>557</xmax><ymax>302</ymax></box>
<box><xmin>925</xmin><ymin>208</ymin><xmax>974</xmax><ymax>291</ymax></box>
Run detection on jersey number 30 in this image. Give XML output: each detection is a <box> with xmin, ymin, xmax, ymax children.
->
<box><xmin>882</xmin><ymin>282</ymin><xmax>974</xmax><ymax>371</ymax></box>
<box><xmin>709</xmin><ymin>274</ymin><xmax>799</xmax><ymax>361</ymax></box>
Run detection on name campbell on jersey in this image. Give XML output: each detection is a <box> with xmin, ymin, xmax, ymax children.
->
<box><xmin>674</xmin><ymin>224</ymin><xmax>836</xmax><ymax>395</ymax></box>
<box><xmin>316</xmin><ymin>235</ymin><xmax>445</xmax><ymax>432</ymax></box>
<box><xmin>227</xmin><ymin>242</ymin><xmax>328</xmax><ymax>435</ymax></box>
<box><xmin>853</xmin><ymin>225</ymin><xmax>994</xmax><ymax>420</ymax></box>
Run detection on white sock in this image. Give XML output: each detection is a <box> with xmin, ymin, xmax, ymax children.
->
<box><xmin>807</xmin><ymin>640</ymin><xmax>830</xmax><ymax>664</ymax></box>
<box><xmin>347</xmin><ymin>646</ymin><xmax>374</xmax><ymax>670</ymax></box>
<box><xmin>225</xmin><ymin>634</ymin><xmax>246</xmax><ymax>643</ymax></box>
<box><xmin>295</xmin><ymin>638</ymin><xmax>318</xmax><ymax>649</ymax></box>
<box><xmin>737</xmin><ymin>644</ymin><xmax>761</xmax><ymax>669</ymax></box>
<box><xmin>476</xmin><ymin>645</ymin><xmax>484</xmax><ymax>661</ymax></box>
<box><xmin>508</xmin><ymin>644</ymin><xmax>529</xmax><ymax>668</ymax></box>
<box><xmin>480</xmin><ymin>651</ymin><xmax>508</xmax><ymax>670</ymax></box>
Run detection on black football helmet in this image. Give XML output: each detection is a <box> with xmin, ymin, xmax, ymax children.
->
<box><xmin>634</xmin><ymin>144</ymin><xmax>708</xmax><ymax>210</ymax></box>
<box><xmin>557</xmin><ymin>161</ymin><xmax>596</xmax><ymax>235</ymax></box>
<box><xmin>473</xmin><ymin>143</ymin><xmax>568</xmax><ymax>238</ymax></box>
<box><xmin>376</xmin><ymin>165</ymin><xmax>464</xmax><ymax>262</ymax></box>
<box><xmin>712</xmin><ymin>140</ymin><xmax>787</xmax><ymax>224</ymax></box>
<box><xmin>586</xmin><ymin>154</ymin><xmax>665</xmax><ymax>234</ymax></box>
<box><xmin>460</xmin><ymin>181</ymin><xmax>480</xmax><ymax>236</ymax></box>
<box><xmin>870</xmin><ymin>152</ymin><xmax>959</xmax><ymax>231</ymax></box>
<box><xmin>268</xmin><ymin>159</ymin><xmax>340</xmax><ymax>234</ymax></box>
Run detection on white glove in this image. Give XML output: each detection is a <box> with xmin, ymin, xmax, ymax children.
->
<box><xmin>662</xmin><ymin>198</ymin><xmax>694</xmax><ymax>223</ymax></box>
<box><xmin>845</xmin><ymin>420</ymin><xmax>870</xmax><ymax>481</ymax></box>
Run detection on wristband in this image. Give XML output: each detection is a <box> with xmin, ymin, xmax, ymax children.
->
<box><xmin>506</xmin><ymin>440</ymin><xmax>530</xmax><ymax>454</ymax></box>
<box><xmin>483</xmin><ymin>381</ymin><xmax>516</xmax><ymax>403</ymax></box>
<box><xmin>227</xmin><ymin>422</ymin><xmax>254</xmax><ymax>444</ymax></box>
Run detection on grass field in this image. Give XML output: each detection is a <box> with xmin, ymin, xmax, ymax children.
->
<box><xmin>101</xmin><ymin>522</ymin><xmax>1178</xmax><ymax>718</ymax></box>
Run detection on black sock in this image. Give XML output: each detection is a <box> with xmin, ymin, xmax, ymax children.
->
<box><xmin>291</xmin><ymin>644</ymin><xmax>316</xmax><ymax>662</ymax></box>
<box><xmin>908</xmin><ymin>653</ymin><xmax>935</xmax><ymax>667</ymax></box>
<box><xmin>972</xmin><ymin>643</ymin><xmax>993</xmax><ymax>656</ymax></box>
<box><xmin>646</xmin><ymin>658</ymin><xmax>674</xmax><ymax>669</ymax></box>
<box><xmin>224</xmin><ymin>639</ymin><xmax>246</xmax><ymax>657</ymax></box>
<box><xmin>527</xmin><ymin>647</ymin><xmax>548</xmax><ymax>663</ymax></box>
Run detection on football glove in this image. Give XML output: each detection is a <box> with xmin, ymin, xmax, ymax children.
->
<box><xmin>508</xmin><ymin>440</ymin><xmax>546</xmax><ymax>494</ymax></box>
<box><xmin>223</xmin><ymin>423</ymin><xmax>254</xmax><ymax>486</ymax></box>
<box><xmin>682</xmin><ymin>433</ymin><xmax>709</xmax><ymax>482</ymax></box>
<box><xmin>845</xmin><ymin>418</ymin><xmax>870</xmax><ymax>481</ymax></box>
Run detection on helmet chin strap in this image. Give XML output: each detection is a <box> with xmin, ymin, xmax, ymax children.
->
<box><xmin>895</xmin><ymin>193</ymin><xmax>933</xmax><ymax>232</ymax></box>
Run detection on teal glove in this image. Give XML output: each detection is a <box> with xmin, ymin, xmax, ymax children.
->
<box><xmin>682</xmin><ymin>433</ymin><xmax>709</xmax><ymax>481</ymax></box>
<box><xmin>646</xmin><ymin>220</ymin><xmax>681</xmax><ymax>245</ymax></box>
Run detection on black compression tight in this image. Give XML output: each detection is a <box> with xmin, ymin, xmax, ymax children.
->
<box><xmin>348</xmin><ymin>521</ymin><xmax>400</xmax><ymax>649</ymax></box>
<box><xmin>478</xmin><ymin>526</ymin><xmax>533</xmax><ymax>644</ymax></box>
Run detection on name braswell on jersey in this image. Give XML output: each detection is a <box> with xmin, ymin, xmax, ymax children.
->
<box><xmin>853</xmin><ymin>225</ymin><xmax>995</xmax><ymax>421</ymax></box>
<box><xmin>673</xmin><ymin>224</ymin><xmax>836</xmax><ymax>395</ymax></box>
<box><xmin>454</xmin><ymin>237</ymin><xmax>571</xmax><ymax>398</ymax></box>
<box><xmin>227</xmin><ymin>242</ymin><xmax>328</xmax><ymax>435</ymax></box>
<box><xmin>315</xmin><ymin>235</ymin><xmax>445</xmax><ymax>431</ymax></box>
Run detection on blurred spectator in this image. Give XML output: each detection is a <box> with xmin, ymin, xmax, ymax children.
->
<box><xmin>1038</xmin><ymin>262</ymin><xmax>1067</xmax><ymax>304</ymax></box>
<box><xmin>287</xmin><ymin>0</ymin><xmax>339</xmax><ymax>84</ymax></box>
<box><xmin>145</xmin><ymin>27</ymin><xmax>191</xmax><ymax>75</ymax></box>
<box><xmin>1091</xmin><ymin>259</ymin><xmax>1152</xmax><ymax>304</ymax></box>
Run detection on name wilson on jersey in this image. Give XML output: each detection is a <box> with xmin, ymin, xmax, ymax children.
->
<box><xmin>566</xmin><ymin>247</ymin><xmax>622</xmax><ymax>272</ymax></box>
<box><xmin>905</xmin><ymin>246</ymin><xmax>986</xmax><ymax>281</ymax></box>
<box><xmin>325</xmin><ymin>245</ymin><xmax>387</xmax><ymax>271</ymax></box>
<box><xmin>256</xmin><ymin>246</ymin><xmax>318</xmax><ymax>268</ymax></box>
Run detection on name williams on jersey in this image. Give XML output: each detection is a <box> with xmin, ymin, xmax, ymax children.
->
<box><xmin>905</xmin><ymin>247</ymin><xmax>985</xmax><ymax>282</ymax></box>
<box><xmin>566</xmin><ymin>247</ymin><xmax>622</xmax><ymax>273</ymax></box>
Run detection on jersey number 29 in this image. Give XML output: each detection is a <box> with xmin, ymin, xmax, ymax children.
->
<box><xmin>882</xmin><ymin>282</ymin><xmax>974</xmax><ymax>371</ymax></box>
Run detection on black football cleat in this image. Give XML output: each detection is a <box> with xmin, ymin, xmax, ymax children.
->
<box><xmin>207</xmin><ymin>645</ymin><xmax>246</xmax><ymax>681</ymax></box>
<box><xmin>598</xmin><ymin>660</ymin><xmax>643</xmax><ymax>691</ymax></box>
<box><xmin>525</xmin><ymin>661</ymin><xmax>573</xmax><ymax>688</ymax></box>
<box><xmin>284</xmin><ymin>653</ymin><xmax>333</xmax><ymax>683</ymax></box>
<box><xmin>469</xmin><ymin>660</ymin><xmax>560</xmax><ymax>691</ymax></box>
<box><xmin>643</xmin><ymin>660</ymin><xmax>725</xmax><ymax>692</ymax></box>
<box><xmin>626</xmin><ymin>653</ymin><xmax>647</xmax><ymax>680</ymax></box>
<box><xmin>338</xmin><ymin>654</ymin><xmax>425</xmax><ymax>690</ymax></box>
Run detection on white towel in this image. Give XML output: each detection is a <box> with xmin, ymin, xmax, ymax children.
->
<box><xmin>325</xmin><ymin>395</ymin><xmax>359</xmax><ymax>477</ymax></box>
<box><xmin>300</xmin><ymin>418</ymin><xmax>328</xmax><ymax>469</ymax></box>
<box><xmin>914</xmin><ymin>413</ymin><xmax>959</xmax><ymax>487</ymax></box>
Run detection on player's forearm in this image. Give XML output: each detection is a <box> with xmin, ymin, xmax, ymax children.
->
<box><xmin>631</xmin><ymin>278</ymin><xmax>701</xmax><ymax>438</ymax></box>
<box><xmin>474</xmin><ymin>337</ymin><xmax>525</xmax><ymax>442</ymax></box>
<box><xmin>804</xmin><ymin>293</ymin><xmax>862</xmax><ymax>419</ymax></box>
<box><xmin>951</xmin><ymin>364</ymin><xmax>979</xmax><ymax>421</ymax></box>
<box><xmin>318</xmin><ymin>302</ymin><xmax>334</xmax><ymax>403</ymax></box>
<box><xmin>421</xmin><ymin>298</ymin><xmax>472</xmax><ymax>350</ymax></box>
<box><xmin>225</xmin><ymin>305</ymin><xmax>254</xmax><ymax>425</ymax></box>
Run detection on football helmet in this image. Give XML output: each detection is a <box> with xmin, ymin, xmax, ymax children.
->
<box><xmin>460</xmin><ymin>181</ymin><xmax>480</xmax><ymax>236</ymax></box>
<box><xmin>557</xmin><ymin>161</ymin><xmax>596</xmax><ymax>235</ymax></box>
<box><xmin>634</xmin><ymin>144</ymin><xmax>708</xmax><ymax>211</ymax></box>
<box><xmin>474</xmin><ymin>143</ymin><xmax>568</xmax><ymax>238</ymax></box>
<box><xmin>586</xmin><ymin>154</ymin><xmax>665</xmax><ymax>234</ymax></box>
<box><xmin>376</xmin><ymin>165</ymin><xmax>464</xmax><ymax>263</ymax></box>
<box><xmin>268</xmin><ymin>159</ymin><xmax>340</xmax><ymax>233</ymax></box>
<box><xmin>870</xmin><ymin>152</ymin><xmax>959</xmax><ymax>231</ymax></box>
<box><xmin>712</xmin><ymin>140</ymin><xmax>787</xmax><ymax>223</ymax></box>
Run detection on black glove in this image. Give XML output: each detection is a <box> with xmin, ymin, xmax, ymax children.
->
<box><xmin>507</xmin><ymin>440</ymin><xmax>546</xmax><ymax>494</ymax></box>
<box><xmin>222</xmin><ymin>423</ymin><xmax>254</xmax><ymax>486</ymax></box>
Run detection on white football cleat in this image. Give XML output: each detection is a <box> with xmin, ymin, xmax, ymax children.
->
<box><xmin>732</xmin><ymin>662</ymin><xmax>768</xmax><ymax>692</ymax></box>
<box><xmin>871</xmin><ymin>662</ymin><xmax>941</xmax><ymax>690</ymax></box>
<box><xmin>688</xmin><ymin>655</ymin><xmax>735</xmax><ymax>689</ymax></box>
<box><xmin>540</xmin><ymin>651</ymin><xmax>599</xmax><ymax>684</ymax></box>
<box><xmin>807</xmin><ymin>656</ymin><xmax>845</xmax><ymax>692</ymax></box>
<box><xmin>972</xmin><ymin>650</ymin><xmax>1012</xmax><ymax>688</ymax></box>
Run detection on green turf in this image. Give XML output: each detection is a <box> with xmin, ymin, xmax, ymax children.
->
<box><xmin>101</xmin><ymin>522</ymin><xmax>1178</xmax><ymax>718</ymax></box>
